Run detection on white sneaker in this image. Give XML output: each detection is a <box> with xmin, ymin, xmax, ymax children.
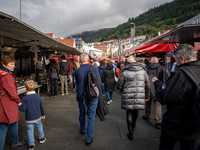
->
<box><xmin>110</xmin><ymin>100</ymin><xmax>112</xmax><ymax>103</ymax></box>
<box><xmin>107</xmin><ymin>102</ymin><xmax>110</xmax><ymax>105</ymax></box>
<box><xmin>66</xmin><ymin>92</ymin><xmax>68</xmax><ymax>95</ymax></box>
<box><xmin>39</xmin><ymin>137</ymin><xmax>46</xmax><ymax>144</ymax></box>
<box><xmin>61</xmin><ymin>94</ymin><xmax>64</xmax><ymax>96</ymax></box>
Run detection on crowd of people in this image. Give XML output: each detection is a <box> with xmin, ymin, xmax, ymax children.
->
<box><xmin>0</xmin><ymin>44</ymin><xmax>200</xmax><ymax>150</ymax></box>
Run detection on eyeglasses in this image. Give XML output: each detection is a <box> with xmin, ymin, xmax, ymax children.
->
<box><xmin>172</xmin><ymin>49</ymin><xmax>185</xmax><ymax>58</ymax></box>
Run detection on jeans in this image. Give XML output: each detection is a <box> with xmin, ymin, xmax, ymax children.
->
<box><xmin>159</xmin><ymin>129</ymin><xmax>197</xmax><ymax>150</ymax></box>
<box><xmin>60</xmin><ymin>76</ymin><xmax>68</xmax><ymax>94</ymax></box>
<box><xmin>50</xmin><ymin>78</ymin><xmax>58</xmax><ymax>96</ymax></box>
<box><xmin>106</xmin><ymin>92</ymin><xmax>113</xmax><ymax>102</ymax></box>
<box><xmin>0</xmin><ymin>121</ymin><xmax>19</xmax><ymax>150</ymax></box>
<box><xmin>26</xmin><ymin>119</ymin><xmax>44</xmax><ymax>146</ymax></box>
<box><xmin>101</xmin><ymin>85</ymin><xmax>105</xmax><ymax>95</ymax></box>
<box><xmin>78</xmin><ymin>98</ymin><xmax>98</xmax><ymax>143</ymax></box>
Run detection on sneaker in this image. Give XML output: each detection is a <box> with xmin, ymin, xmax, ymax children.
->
<box><xmin>107</xmin><ymin>102</ymin><xmax>110</xmax><ymax>105</ymax></box>
<box><xmin>54</xmin><ymin>95</ymin><xmax>57</xmax><ymax>97</ymax></box>
<box><xmin>39</xmin><ymin>137</ymin><xmax>46</xmax><ymax>144</ymax></box>
<box><xmin>142</xmin><ymin>115</ymin><xmax>149</xmax><ymax>122</ymax></box>
<box><xmin>65</xmin><ymin>92</ymin><xmax>68</xmax><ymax>95</ymax></box>
<box><xmin>29</xmin><ymin>146</ymin><xmax>35</xmax><ymax>150</ymax></box>
<box><xmin>110</xmin><ymin>100</ymin><xmax>112</xmax><ymax>103</ymax></box>
<box><xmin>11</xmin><ymin>140</ymin><xmax>27</xmax><ymax>149</ymax></box>
<box><xmin>60</xmin><ymin>93</ymin><xmax>64</xmax><ymax>96</ymax></box>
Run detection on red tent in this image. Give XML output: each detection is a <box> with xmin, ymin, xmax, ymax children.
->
<box><xmin>116</xmin><ymin>30</ymin><xmax>177</xmax><ymax>57</ymax></box>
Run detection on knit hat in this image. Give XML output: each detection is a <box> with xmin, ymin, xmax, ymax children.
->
<box><xmin>127</xmin><ymin>55</ymin><xmax>136</xmax><ymax>64</ymax></box>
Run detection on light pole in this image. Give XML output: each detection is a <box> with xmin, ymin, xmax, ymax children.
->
<box><xmin>20</xmin><ymin>0</ymin><xmax>21</xmax><ymax>20</ymax></box>
<box><xmin>118</xmin><ymin>38</ymin><xmax>121</xmax><ymax>55</ymax></box>
<box><xmin>131</xmin><ymin>23</ymin><xmax>135</xmax><ymax>47</ymax></box>
<box><xmin>110</xmin><ymin>42</ymin><xmax>112</xmax><ymax>58</ymax></box>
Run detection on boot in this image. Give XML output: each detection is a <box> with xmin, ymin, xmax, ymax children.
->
<box><xmin>127</xmin><ymin>132</ymin><xmax>133</xmax><ymax>140</ymax></box>
<box><xmin>126</xmin><ymin>110</ymin><xmax>134</xmax><ymax>140</ymax></box>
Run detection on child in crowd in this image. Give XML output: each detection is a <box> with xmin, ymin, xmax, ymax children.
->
<box><xmin>18</xmin><ymin>80</ymin><xmax>46</xmax><ymax>150</ymax></box>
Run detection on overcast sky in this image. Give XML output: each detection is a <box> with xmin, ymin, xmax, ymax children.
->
<box><xmin>0</xmin><ymin>0</ymin><xmax>173</xmax><ymax>38</ymax></box>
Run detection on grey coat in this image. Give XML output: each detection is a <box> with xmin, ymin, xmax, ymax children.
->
<box><xmin>117</xmin><ymin>62</ymin><xmax>150</xmax><ymax>110</ymax></box>
<box><xmin>47</xmin><ymin>63</ymin><xmax>59</xmax><ymax>78</ymax></box>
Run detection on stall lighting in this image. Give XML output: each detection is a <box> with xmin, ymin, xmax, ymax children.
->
<box><xmin>55</xmin><ymin>51</ymin><xmax>57</xmax><ymax>54</ymax></box>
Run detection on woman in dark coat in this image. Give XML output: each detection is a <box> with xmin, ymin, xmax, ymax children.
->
<box><xmin>47</xmin><ymin>59</ymin><xmax>59</xmax><ymax>97</ymax></box>
<box><xmin>98</xmin><ymin>59</ymin><xmax>107</xmax><ymax>95</ymax></box>
<box><xmin>0</xmin><ymin>56</ymin><xmax>27</xmax><ymax>149</ymax></box>
<box><xmin>102</xmin><ymin>60</ymin><xmax>118</xmax><ymax>105</ymax></box>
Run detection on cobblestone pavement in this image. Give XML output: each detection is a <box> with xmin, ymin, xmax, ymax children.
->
<box><xmin>3</xmin><ymin>85</ymin><xmax>199</xmax><ymax>150</ymax></box>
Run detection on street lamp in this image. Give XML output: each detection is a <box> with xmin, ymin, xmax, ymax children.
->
<box><xmin>131</xmin><ymin>22</ymin><xmax>135</xmax><ymax>47</ymax></box>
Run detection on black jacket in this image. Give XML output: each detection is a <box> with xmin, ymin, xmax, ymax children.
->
<box><xmin>96</xmin><ymin>95</ymin><xmax>110</xmax><ymax>121</ymax></box>
<box><xmin>147</xmin><ymin>63</ymin><xmax>169</xmax><ymax>101</ymax></box>
<box><xmin>98</xmin><ymin>65</ymin><xmax>105</xmax><ymax>81</ymax></box>
<box><xmin>155</xmin><ymin>60</ymin><xmax>200</xmax><ymax>140</ymax></box>
<box><xmin>59</xmin><ymin>60</ymin><xmax>69</xmax><ymax>76</ymax></box>
<box><xmin>102</xmin><ymin>65</ymin><xmax>118</xmax><ymax>92</ymax></box>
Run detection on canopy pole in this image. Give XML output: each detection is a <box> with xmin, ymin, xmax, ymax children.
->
<box><xmin>0</xmin><ymin>36</ymin><xmax>4</xmax><ymax>58</ymax></box>
<box><xmin>34</xmin><ymin>45</ymin><xmax>38</xmax><ymax>73</ymax></box>
<box><xmin>42</xmin><ymin>50</ymin><xmax>46</xmax><ymax>71</ymax></box>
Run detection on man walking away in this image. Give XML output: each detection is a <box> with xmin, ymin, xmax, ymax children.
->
<box><xmin>152</xmin><ymin>44</ymin><xmax>200</xmax><ymax>150</ymax></box>
<box><xmin>75</xmin><ymin>53</ymin><xmax>101</xmax><ymax>146</ymax></box>
<box><xmin>143</xmin><ymin>57</ymin><xmax>169</xmax><ymax>129</ymax></box>
<box><xmin>59</xmin><ymin>56</ymin><xmax>69</xmax><ymax>95</ymax></box>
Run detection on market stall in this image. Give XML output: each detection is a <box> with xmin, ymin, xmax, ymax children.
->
<box><xmin>0</xmin><ymin>11</ymin><xmax>81</xmax><ymax>95</ymax></box>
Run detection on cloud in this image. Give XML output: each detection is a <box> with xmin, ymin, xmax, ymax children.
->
<box><xmin>0</xmin><ymin>0</ymin><xmax>173</xmax><ymax>38</ymax></box>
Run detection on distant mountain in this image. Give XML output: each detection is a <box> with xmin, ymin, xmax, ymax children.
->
<box><xmin>67</xmin><ymin>28</ymin><xmax>113</xmax><ymax>43</ymax></box>
<box><xmin>94</xmin><ymin>0</ymin><xmax>200</xmax><ymax>42</ymax></box>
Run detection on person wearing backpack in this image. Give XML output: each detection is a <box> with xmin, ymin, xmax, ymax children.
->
<box><xmin>152</xmin><ymin>44</ymin><xmax>200</xmax><ymax>150</ymax></box>
<box><xmin>59</xmin><ymin>56</ymin><xmax>69</xmax><ymax>95</ymax></box>
<box><xmin>74</xmin><ymin>53</ymin><xmax>101</xmax><ymax>146</ymax></box>
<box><xmin>142</xmin><ymin>57</ymin><xmax>170</xmax><ymax>129</ymax></box>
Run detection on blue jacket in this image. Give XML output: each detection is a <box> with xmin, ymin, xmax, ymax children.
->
<box><xmin>75</xmin><ymin>63</ymin><xmax>101</xmax><ymax>102</ymax></box>
<box><xmin>19</xmin><ymin>92</ymin><xmax>45</xmax><ymax>122</ymax></box>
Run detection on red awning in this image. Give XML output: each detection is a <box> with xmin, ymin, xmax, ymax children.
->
<box><xmin>117</xmin><ymin>30</ymin><xmax>176</xmax><ymax>57</ymax></box>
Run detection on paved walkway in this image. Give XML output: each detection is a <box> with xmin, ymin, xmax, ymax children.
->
<box><xmin>3</xmin><ymin>84</ymin><xmax>199</xmax><ymax>150</ymax></box>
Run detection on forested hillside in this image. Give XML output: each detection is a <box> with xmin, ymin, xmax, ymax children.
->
<box><xmin>67</xmin><ymin>28</ymin><xmax>112</xmax><ymax>43</ymax></box>
<box><xmin>94</xmin><ymin>0</ymin><xmax>200</xmax><ymax>42</ymax></box>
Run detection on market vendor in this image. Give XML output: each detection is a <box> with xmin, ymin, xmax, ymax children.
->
<box><xmin>0</xmin><ymin>55</ymin><xmax>27</xmax><ymax>149</ymax></box>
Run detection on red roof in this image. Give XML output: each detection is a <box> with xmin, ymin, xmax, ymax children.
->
<box><xmin>94</xmin><ymin>44</ymin><xmax>109</xmax><ymax>46</ymax></box>
<box><xmin>56</xmin><ymin>38</ymin><xmax>75</xmax><ymax>47</ymax></box>
<box><xmin>45</xmin><ymin>33</ymin><xmax>54</xmax><ymax>38</ymax></box>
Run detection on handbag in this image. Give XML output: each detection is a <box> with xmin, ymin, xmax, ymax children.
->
<box><xmin>0</xmin><ymin>90</ymin><xmax>6</xmax><ymax>98</ymax></box>
<box><xmin>113</xmin><ymin>68</ymin><xmax>118</xmax><ymax>82</ymax></box>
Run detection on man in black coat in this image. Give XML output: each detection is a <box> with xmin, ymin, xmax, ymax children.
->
<box><xmin>152</xmin><ymin>44</ymin><xmax>200</xmax><ymax>150</ymax></box>
<box><xmin>59</xmin><ymin>56</ymin><xmax>69</xmax><ymax>95</ymax></box>
<box><xmin>143</xmin><ymin>57</ymin><xmax>170</xmax><ymax>129</ymax></box>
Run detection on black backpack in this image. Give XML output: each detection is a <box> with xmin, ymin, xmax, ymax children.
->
<box><xmin>84</xmin><ymin>65</ymin><xmax>101</xmax><ymax>100</ymax></box>
<box><xmin>178</xmin><ymin>67</ymin><xmax>200</xmax><ymax>132</ymax></box>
